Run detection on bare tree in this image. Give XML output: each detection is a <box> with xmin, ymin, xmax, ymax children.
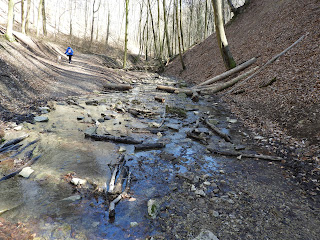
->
<box><xmin>175</xmin><ymin>0</ymin><xmax>185</xmax><ymax>69</ymax></box>
<box><xmin>25</xmin><ymin>0</ymin><xmax>31</xmax><ymax>34</ymax></box>
<box><xmin>42</xmin><ymin>0</ymin><xmax>47</xmax><ymax>36</ymax></box>
<box><xmin>21</xmin><ymin>0</ymin><xmax>26</xmax><ymax>34</ymax></box>
<box><xmin>123</xmin><ymin>0</ymin><xmax>129</xmax><ymax>68</ymax></box>
<box><xmin>90</xmin><ymin>0</ymin><xmax>101</xmax><ymax>43</ymax></box>
<box><xmin>36</xmin><ymin>0</ymin><xmax>43</xmax><ymax>37</ymax></box>
<box><xmin>211</xmin><ymin>0</ymin><xmax>236</xmax><ymax>69</ymax></box>
<box><xmin>5</xmin><ymin>0</ymin><xmax>15</xmax><ymax>41</ymax></box>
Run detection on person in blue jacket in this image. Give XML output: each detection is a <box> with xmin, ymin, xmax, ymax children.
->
<box><xmin>65</xmin><ymin>47</ymin><xmax>74</xmax><ymax>64</ymax></box>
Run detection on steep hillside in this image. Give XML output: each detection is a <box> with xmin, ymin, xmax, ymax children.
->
<box><xmin>165</xmin><ymin>0</ymin><xmax>320</xmax><ymax>161</ymax></box>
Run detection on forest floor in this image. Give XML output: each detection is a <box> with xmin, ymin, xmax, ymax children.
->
<box><xmin>165</xmin><ymin>0</ymin><xmax>320</xmax><ymax>197</ymax></box>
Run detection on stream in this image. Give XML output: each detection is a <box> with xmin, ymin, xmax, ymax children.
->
<box><xmin>0</xmin><ymin>73</ymin><xmax>319</xmax><ymax>240</ymax></box>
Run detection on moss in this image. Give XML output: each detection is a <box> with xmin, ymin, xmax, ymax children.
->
<box><xmin>165</xmin><ymin>105</ymin><xmax>187</xmax><ymax>118</ymax></box>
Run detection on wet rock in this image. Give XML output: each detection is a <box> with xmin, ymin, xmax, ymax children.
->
<box><xmin>166</xmin><ymin>123</ymin><xmax>180</xmax><ymax>131</ymax></box>
<box><xmin>148</xmin><ymin>122</ymin><xmax>161</xmax><ymax>128</ymax></box>
<box><xmin>148</xmin><ymin>199</ymin><xmax>159</xmax><ymax>219</ymax></box>
<box><xmin>71</xmin><ymin>178</ymin><xmax>87</xmax><ymax>186</ymax></box>
<box><xmin>118</xmin><ymin>146</ymin><xmax>126</xmax><ymax>152</ymax></box>
<box><xmin>13</xmin><ymin>125</ymin><xmax>23</xmax><ymax>131</ymax></box>
<box><xmin>234</xmin><ymin>145</ymin><xmax>246</xmax><ymax>151</ymax></box>
<box><xmin>97</xmin><ymin>118</ymin><xmax>105</xmax><ymax>123</ymax></box>
<box><xmin>39</xmin><ymin>107</ymin><xmax>50</xmax><ymax>114</ymax></box>
<box><xmin>192</xmin><ymin>230</ymin><xmax>219</xmax><ymax>240</ymax></box>
<box><xmin>84</xmin><ymin>127</ymin><xmax>97</xmax><ymax>136</ymax></box>
<box><xmin>191</xmin><ymin>185</ymin><xmax>197</xmax><ymax>191</ymax></box>
<box><xmin>62</xmin><ymin>195</ymin><xmax>81</xmax><ymax>202</ymax></box>
<box><xmin>211</xmin><ymin>210</ymin><xmax>220</xmax><ymax>217</ymax></box>
<box><xmin>130</xmin><ymin>222</ymin><xmax>139</xmax><ymax>227</ymax></box>
<box><xmin>77</xmin><ymin>116</ymin><xmax>85</xmax><ymax>120</ymax></box>
<box><xmin>195</xmin><ymin>189</ymin><xmax>206</xmax><ymax>197</ymax></box>
<box><xmin>19</xmin><ymin>167</ymin><xmax>34</xmax><ymax>178</ymax></box>
<box><xmin>34</xmin><ymin>116</ymin><xmax>49</xmax><ymax>122</ymax></box>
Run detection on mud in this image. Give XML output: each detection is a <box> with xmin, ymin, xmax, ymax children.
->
<box><xmin>0</xmin><ymin>73</ymin><xmax>319</xmax><ymax>240</ymax></box>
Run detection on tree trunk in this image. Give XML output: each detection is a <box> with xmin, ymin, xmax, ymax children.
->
<box><xmin>5</xmin><ymin>0</ymin><xmax>15</xmax><ymax>41</ymax></box>
<box><xmin>42</xmin><ymin>0</ymin><xmax>47</xmax><ymax>36</ymax></box>
<box><xmin>179</xmin><ymin>0</ymin><xmax>185</xmax><ymax>52</ymax></box>
<box><xmin>123</xmin><ymin>0</ymin><xmax>129</xmax><ymax>68</ymax></box>
<box><xmin>175</xmin><ymin>0</ymin><xmax>185</xmax><ymax>70</ymax></box>
<box><xmin>25</xmin><ymin>0</ymin><xmax>31</xmax><ymax>34</ymax></box>
<box><xmin>163</xmin><ymin>0</ymin><xmax>172</xmax><ymax>58</ymax></box>
<box><xmin>211</xmin><ymin>0</ymin><xmax>236</xmax><ymax>70</ymax></box>
<box><xmin>21</xmin><ymin>0</ymin><xmax>26</xmax><ymax>34</ymax></box>
<box><xmin>36</xmin><ymin>0</ymin><xmax>43</xmax><ymax>37</ymax></box>
<box><xmin>147</xmin><ymin>0</ymin><xmax>159</xmax><ymax>60</ymax></box>
<box><xmin>106</xmin><ymin>9</ymin><xmax>110</xmax><ymax>46</ymax></box>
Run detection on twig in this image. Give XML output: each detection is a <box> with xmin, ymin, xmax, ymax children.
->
<box><xmin>208</xmin><ymin>148</ymin><xmax>283</xmax><ymax>161</ymax></box>
<box><xmin>204</xmin><ymin>119</ymin><xmax>232</xmax><ymax>143</ymax></box>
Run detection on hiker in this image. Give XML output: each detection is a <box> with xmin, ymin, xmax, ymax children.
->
<box><xmin>65</xmin><ymin>47</ymin><xmax>74</xmax><ymax>64</ymax></box>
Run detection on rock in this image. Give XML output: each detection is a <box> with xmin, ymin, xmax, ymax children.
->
<box><xmin>84</xmin><ymin>127</ymin><xmax>97</xmax><ymax>136</ymax></box>
<box><xmin>191</xmin><ymin>185</ymin><xmax>197</xmax><ymax>191</ymax></box>
<box><xmin>62</xmin><ymin>195</ymin><xmax>81</xmax><ymax>202</ymax></box>
<box><xmin>130</xmin><ymin>222</ymin><xmax>139</xmax><ymax>227</ymax></box>
<box><xmin>166</xmin><ymin>124</ymin><xmax>180</xmax><ymax>131</ymax></box>
<box><xmin>118</xmin><ymin>146</ymin><xmax>126</xmax><ymax>152</ymax></box>
<box><xmin>192</xmin><ymin>230</ymin><xmax>219</xmax><ymax>240</ymax></box>
<box><xmin>71</xmin><ymin>178</ymin><xmax>87</xmax><ymax>186</ymax></box>
<box><xmin>19</xmin><ymin>167</ymin><xmax>34</xmax><ymax>178</ymax></box>
<box><xmin>13</xmin><ymin>125</ymin><xmax>23</xmax><ymax>131</ymax></box>
<box><xmin>39</xmin><ymin>107</ymin><xmax>51</xmax><ymax>114</ymax></box>
<box><xmin>157</xmin><ymin>132</ymin><xmax>163</xmax><ymax>137</ymax></box>
<box><xmin>148</xmin><ymin>122</ymin><xmax>161</xmax><ymax>128</ymax></box>
<box><xmin>203</xmin><ymin>181</ymin><xmax>211</xmax><ymax>186</ymax></box>
<box><xmin>77</xmin><ymin>116</ymin><xmax>85</xmax><ymax>120</ymax></box>
<box><xmin>195</xmin><ymin>189</ymin><xmax>206</xmax><ymax>197</ymax></box>
<box><xmin>211</xmin><ymin>210</ymin><xmax>220</xmax><ymax>217</ymax></box>
<box><xmin>227</xmin><ymin>118</ymin><xmax>237</xmax><ymax>123</ymax></box>
<box><xmin>34</xmin><ymin>116</ymin><xmax>49</xmax><ymax>122</ymax></box>
<box><xmin>147</xmin><ymin>199</ymin><xmax>159</xmax><ymax>219</ymax></box>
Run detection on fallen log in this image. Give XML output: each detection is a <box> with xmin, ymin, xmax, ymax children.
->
<box><xmin>156</xmin><ymin>85</ymin><xmax>196</xmax><ymax>96</ymax></box>
<box><xmin>134</xmin><ymin>142</ymin><xmax>165</xmax><ymax>151</ymax></box>
<box><xmin>193</xmin><ymin>57</ymin><xmax>257</xmax><ymax>88</ymax></box>
<box><xmin>103</xmin><ymin>83</ymin><xmax>133</xmax><ymax>91</ymax></box>
<box><xmin>204</xmin><ymin>119</ymin><xmax>232</xmax><ymax>143</ymax></box>
<box><xmin>225</xmin><ymin>34</ymin><xmax>307</xmax><ymax>94</ymax></box>
<box><xmin>197</xmin><ymin>67</ymin><xmax>259</xmax><ymax>93</ymax></box>
<box><xmin>113</xmin><ymin>166</ymin><xmax>129</xmax><ymax>194</ymax></box>
<box><xmin>207</xmin><ymin>148</ymin><xmax>283</xmax><ymax>161</ymax></box>
<box><xmin>85</xmin><ymin>133</ymin><xmax>142</xmax><ymax>144</ymax></box>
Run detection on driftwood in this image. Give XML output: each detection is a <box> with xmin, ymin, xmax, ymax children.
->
<box><xmin>197</xmin><ymin>67</ymin><xmax>259</xmax><ymax>93</ymax></box>
<box><xmin>66</xmin><ymin>99</ymin><xmax>85</xmax><ymax>109</ymax></box>
<box><xmin>134</xmin><ymin>142</ymin><xmax>165</xmax><ymax>151</ymax></box>
<box><xmin>0</xmin><ymin>154</ymin><xmax>41</xmax><ymax>182</ymax></box>
<box><xmin>107</xmin><ymin>155</ymin><xmax>125</xmax><ymax>195</ymax></box>
<box><xmin>186</xmin><ymin>131</ymin><xmax>208</xmax><ymax>145</ymax></box>
<box><xmin>156</xmin><ymin>85</ymin><xmax>197</xmax><ymax>96</ymax></box>
<box><xmin>113</xmin><ymin>166</ymin><xmax>129</xmax><ymax>194</ymax></box>
<box><xmin>103</xmin><ymin>83</ymin><xmax>133</xmax><ymax>91</ymax></box>
<box><xmin>0</xmin><ymin>135</ymin><xmax>29</xmax><ymax>152</ymax></box>
<box><xmin>207</xmin><ymin>148</ymin><xmax>283</xmax><ymax>161</ymax></box>
<box><xmin>193</xmin><ymin>57</ymin><xmax>257</xmax><ymax>88</ymax></box>
<box><xmin>225</xmin><ymin>34</ymin><xmax>307</xmax><ymax>94</ymax></box>
<box><xmin>109</xmin><ymin>171</ymin><xmax>132</xmax><ymax>219</ymax></box>
<box><xmin>155</xmin><ymin>96</ymin><xmax>165</xmax><ymax>103</ymax></box>
<box><xmin>85</xmin><ymin>133</ymin><xmax>142</xmax><ymax>144</ymax></box>
<box><xmin>204</xmin><ymin>119</ymin><xmax>232</xmax><ymax>143</ymax></box>
<box><xmin>0</xmin><ymin>139</ymin><xmax>40</xmax><ymax>163</ymax></box>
